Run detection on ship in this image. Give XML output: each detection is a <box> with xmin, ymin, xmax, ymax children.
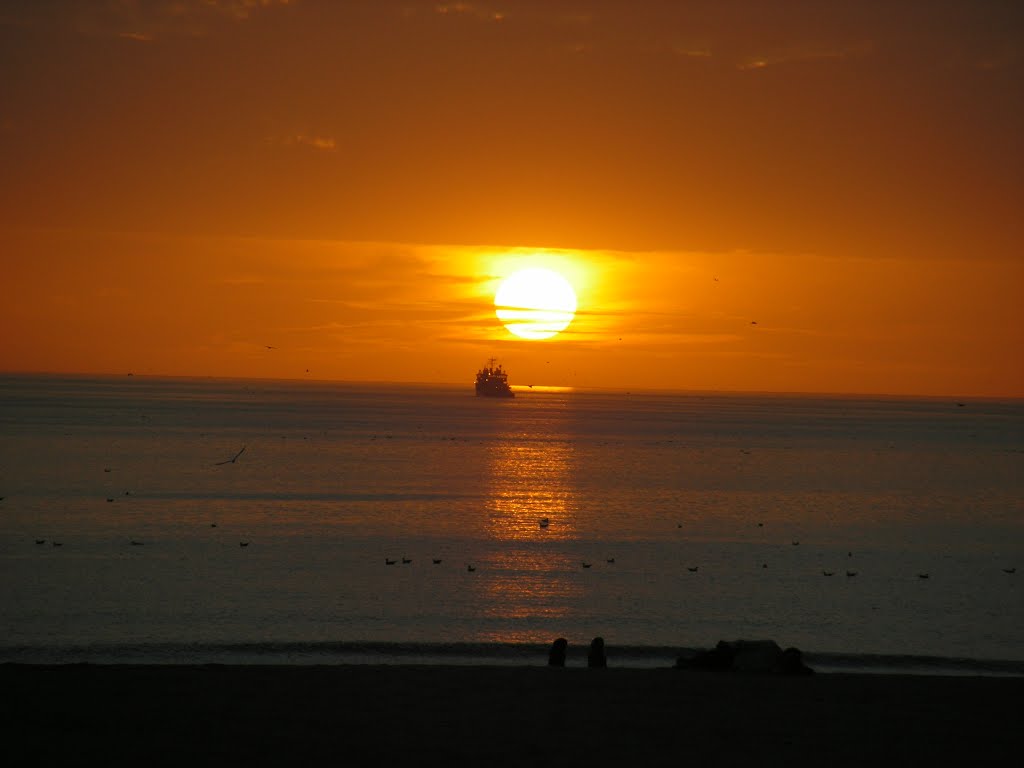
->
<box><xmin>475</xmin><ymin>358</ymin><xmax>515</xmax><ymax>398</ymax></box>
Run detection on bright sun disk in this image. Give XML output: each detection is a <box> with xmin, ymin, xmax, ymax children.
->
<box><xmin>495</xmin><ymin>267</ymin><xmax>577</xmax><ymax>340</ymax></box>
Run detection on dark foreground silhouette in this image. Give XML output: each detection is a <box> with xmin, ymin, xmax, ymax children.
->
<box><xmin>679</xmin><ymin>639</ymin><xmax>815</xmax><ymax>675</ymax></box>
<box><xmin>548</xmin><ymin>637</ymin><xmax>568</xmax><ymax>666</ymax></box>
<box><xmin>1</xmin><ymin>664</ymin><xmax>1018</xmax><ymax>767</ymax></box>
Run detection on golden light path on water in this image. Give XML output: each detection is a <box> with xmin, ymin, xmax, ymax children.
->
<box><xmin>472</xmin><ymin>430</ymin><xmax>583</xmax><ymax>639</ymax></box>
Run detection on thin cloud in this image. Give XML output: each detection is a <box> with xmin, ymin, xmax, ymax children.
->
<box><xmin>291</xmin><ymin>134</ymin><xmax>337</xmax><ymax>152</ymax></box>
<box><xmin>434</xmin><ymin>3</ymin><xmax>506</xmax><ymax>22</ymax></box>
<box><xmin>117</xmin><ymin>31</ymin><xmax>154</xmax><ymax>42</ymax></box>
<box><xmin>736</xmin><ymin>41</ymin><xmax>873</xmax><ymax>71</ymax></box>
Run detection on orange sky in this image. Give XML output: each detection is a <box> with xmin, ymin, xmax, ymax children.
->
<box><xmin>1</xmin><ymin>1</ymin><xmax>1022</xmax><ymax>396</ymax></box>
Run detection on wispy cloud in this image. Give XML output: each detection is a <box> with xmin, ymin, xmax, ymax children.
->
<box><xmin>736</xmin><ymin>41</ymin><xmax>873</xmax><ymax>71</ymax></box>
<box><xmin>434</xmin><ymin>3</ymin><xmax>506</xmax><ymax>22</ymax></box>
<box><xmin>291</xmin><ymin>134</ymin><xmax>337</xmax><ymax>152</ymax></box>
<box><xmin>15</xmin><ymin>0</ymin><xmax>298</xmax><ymax>41</ymax></box>
<box><xmin>117</xmin><ymin>31</ymin><xmax>154</xmax><ymax>42</ymax></box>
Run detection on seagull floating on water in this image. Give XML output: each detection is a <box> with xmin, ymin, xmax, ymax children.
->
<box><xmin>433</xmin><ymin>558</ymin><xmax>442</xmax><ymax>564</ymax></box>
<box><xmin>467</xmin><ymin>564</ymin><xmax>476</xmax><ymax>572</ymax></box>
<box><xmin>385</xmin><ymin>558</ymin><xmax>396</xmax><ymax>565</ymax></box>
<box><xmin>688</xmin><ymin>566</ymin><xmax>698</xmax><ymax>573</ymax></box>
<box><xmin>1003</xmin><ymin>568</ymin><xmax>1016</xmax><ymax>574</ymax></box>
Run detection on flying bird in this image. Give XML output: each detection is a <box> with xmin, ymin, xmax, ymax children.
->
<box><xmin>215</xmin><ymin>446</ymin><xmax>246</xmax><ymax>466</ymax></box>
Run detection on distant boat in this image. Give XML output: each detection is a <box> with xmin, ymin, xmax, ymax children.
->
<box><xmin>475</xmin><ymin>359</ymin><xmax>514</xmax><ymax>398</ymax></box>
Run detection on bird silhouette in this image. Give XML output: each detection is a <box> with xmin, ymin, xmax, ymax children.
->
<box><xmin>688</xmin><ymin>566</ymin><xmax>698</xmax><ymax>573</ymax></box>
<box><xmin>467</xmin><ymin>564</ymin><xmax>476</xmax><ymax>572</ymax></box>
<box><xmin>582</xmin><ymin>562</ymin><xmax>592</xmax><ymax>568</ymax></box>
<box><xmin>385</xmin><ymin>558</ymin><xmax>396</xmax><ymax>565</ymax></box>
<box><xmin>239</xmin><ymin>541</ymin><xmax>249</xmax><ymax>547</ymax></box>
<box><xmin>215</xmin><ymin>446</ymin><xmax>246</xmax><ymax>466</ymax></box>
<box><xmin>433</xmin><ymin>558</ymin><xmax>442</xmax><ymax>564</ymax></box>
<box><xmin>1003</xmin><ymin>567</ymin><xmax>1016</xmax><ymax>574</ymax></box>
<box><xmin>823</xmin><ymin>571</ymin><xmax>834</xmax><ymax>576</ymax></box>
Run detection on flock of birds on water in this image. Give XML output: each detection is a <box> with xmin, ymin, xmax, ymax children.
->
<box><xmin>8</xmin><ymin>443</ymin><xmax>1019</xmax><ymax>581</ymax></box>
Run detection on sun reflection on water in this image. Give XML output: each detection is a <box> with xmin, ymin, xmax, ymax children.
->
<box><xmin>469</xmin><ymin>416</ymin><xmax>585</xmax><ymax>640</ymax></box>
<box><xmin>484</xmin><ymin>439</ymin><xmax>578</xmax><ymax>542</ymax></box>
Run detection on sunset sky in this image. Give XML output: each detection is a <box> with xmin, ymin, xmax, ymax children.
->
<box><xmin>2</xmin><ymin>0</ymin><xmax>1021</xmax><ymax>397</ymax></box>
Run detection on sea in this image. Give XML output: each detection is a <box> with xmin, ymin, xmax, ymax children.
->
<box><xmin>1</xmin><ymin>374</ymin><xmax>1022</xmax><ymax>676</ymax></box>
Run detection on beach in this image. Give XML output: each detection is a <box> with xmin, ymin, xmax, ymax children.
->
<box><xmin>2</xmin><ymin>663</ymin><xmax>1019</xmax><ymax>766</ymax></box>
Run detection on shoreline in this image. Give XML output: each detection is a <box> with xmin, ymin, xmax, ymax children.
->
<box><xmin>3</xmin><ymin>641</ymin><xmax>1023</xmax><ymax>678</ymax></box>
<box><xmin>2</xmin><ymin>663</ymin><xmax>1020</xmax><ymax>765</ymax></box>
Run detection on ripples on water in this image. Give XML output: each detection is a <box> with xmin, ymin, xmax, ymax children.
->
<box><xmin>0</xmin><ymin>375</ymin><xmax>1021</xmax><ymax>666</ymax></box>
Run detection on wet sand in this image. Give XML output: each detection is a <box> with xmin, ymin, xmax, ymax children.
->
<box><xmin>1</xmin><ymin>664</ymin><xmax>1019</xmax><ymax>766</ymax></box>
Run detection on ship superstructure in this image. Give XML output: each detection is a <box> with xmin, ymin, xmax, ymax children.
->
<box><xmin>475</xmin><ymin>358</ymin><xmax>514</xmax><ymax>398</ymax></box>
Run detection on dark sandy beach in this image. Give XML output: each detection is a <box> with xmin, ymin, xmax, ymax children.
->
<box><xmin>1</xmin><ymin>664</ymin><xmax>1019</xmax><ymax>766</ymax></box>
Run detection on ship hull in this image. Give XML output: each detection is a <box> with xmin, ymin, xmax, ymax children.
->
<box><xmin>475</xmin><ymin>383</ymin><xmax>514</xmax><ymax>398</ymax></box>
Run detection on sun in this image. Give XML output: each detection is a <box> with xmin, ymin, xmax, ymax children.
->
<box><xmin>495</xmin><ymin>267</ymin><xmax>577</xmax><ymax>340</ymax></box>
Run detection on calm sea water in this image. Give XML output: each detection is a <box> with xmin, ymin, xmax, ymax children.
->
<box><xmin>1</xmin><ymin>374</ymin><xmax>1022</xmax><ymax>673</ymax></box>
